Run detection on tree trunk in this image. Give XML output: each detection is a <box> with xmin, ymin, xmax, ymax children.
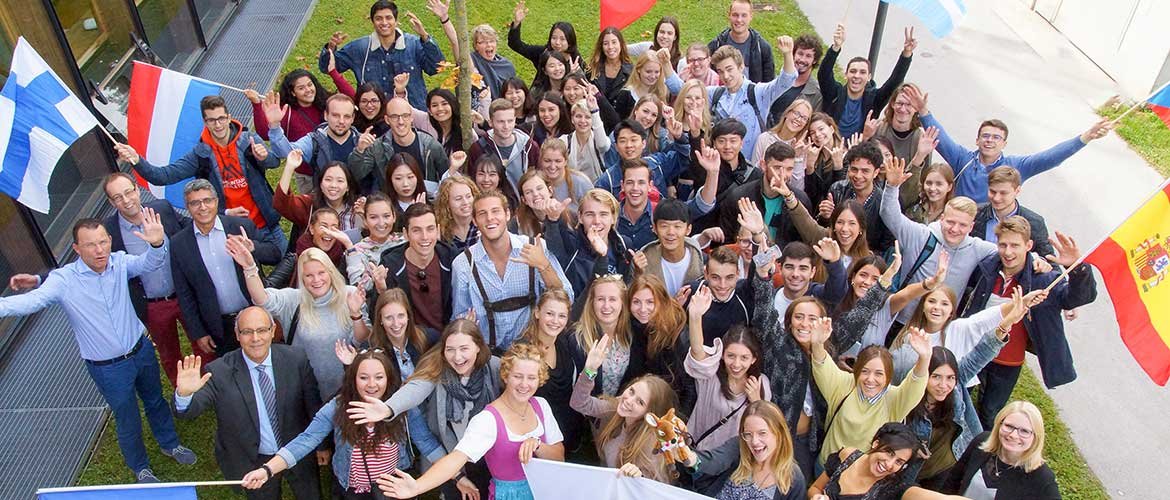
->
<box><xmin>453</xmin><ymin>0</ymin><xmax>475</xmax><ymax>150</ymax></box>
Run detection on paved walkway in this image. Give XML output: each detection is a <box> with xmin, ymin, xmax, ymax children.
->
<box><xmin>796</xmin><ymin>0</ymin><xmax>1167</xmax><ymax>497</ymax></box>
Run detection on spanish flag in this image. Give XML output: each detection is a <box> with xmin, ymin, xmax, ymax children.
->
<box><xmin>1084</xmin><ymin>179</ymin><xmax>1170</xmax><ymax>385</ymax></box>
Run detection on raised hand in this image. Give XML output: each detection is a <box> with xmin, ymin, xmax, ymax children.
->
<box><xmin>426</xmin><ymin>0</ymin><xmax>450</xmax><ymax>20</ymax></box>
<box><xmin>1031</xmin><ymin>256</ymin><xmax>1053</xmax><ymax>274</ymax></box>
<box><xmin>541</xmin><ymin>198</ymin><xmax>570</xmax><ymax>221</ymax></box>
<box><xmin>923</xmin><ymin>249</ymin><xmax>949</xmax><ymax>289</ymax></box>
<box><xmin>509</xmin><ymin>234</ymin><xmax>551</xmax><ymax>270</ymax></box>
<box><xmin>356</xmin><ymin>127</ymin><xmax>376</xmax><ymax>153</ymax></box>
<box><xmin>810</xmin><ymin>317</ymin><xmax>832</xmax><ymax>346</ymax></box>
<box><xmin>1046</xmin><ymin>231</ymin><xmax>1082</xmax><ymax>268</ymax></box>
<box><xmin>1080</xmin><ymin>118</ymin><xmax>1113</xmax><ymax>143</ymax></box>
<box><xmin>829</xmin><ymin>143</ymin><xmax>847</xmax><ymax>170</ymax></box>
<box><xmin>666</xmin><ymin>117</ymin><xmax>685</xmax><ymax>140</ymax></box>
<box><xmin>586</xmin><ymin>227</ymin><xmax>608</xmax><ymax>256</ymax></box>
<box><xmin>335</xmin><ymin>339</ymin><xmax>358</xmax><ymax>365</ymax></box>
<box><xmin>393</xmin><ymin>72</ymin><xmax>410</xmax><ymax>95</ymax></box>
<box><xmin>243</xmin><ymin>88</ymin><xmax>263</xmax><ymax>104</ymax></box>
<box><xmin>673</xmin><ymin>284</ymin><xmax>693</xmax><ymax>306</ymax></box>
<box><xmin>832</xmin><ymin>23</ymin><xmax>845</xmax><ymax>50</ymax></box>
<box><xmin>286</xmin><ymin>148</ymin><xmax>305</xmax><ymax>170</ymax></box>
<box><xmin>862</xmin><ymin>111</ymin><xmax>880</xmax><ymax>140</ymax></box>
<box><xmin>346</xmin><ymin>287</ymin><xmax>365</xmax><ymax>318</ymax></box>
<box><xmin>175</xmin><ymin>354</ymin><xmax>212</xmax><ymax>397</ymax></box>
<box><xmin>414</xmin><ymin>191</ymin><xmax>427</xmax><ymax>205</ymax></box>
<box><xmin>327</xmin><ymin>31</ymin><xmax>348</xmax><ymax>50</ymax></box>
<box><xmin>884</xmin><ymin>156</ymin><xmax>912</xmax><ymax>187</ymax></box>
<box><xmin>697</xmin><ymin>140</ymin><xmax>721</xmax><ymax>174</ymax></box>
<box><xmin>132</xmin><ymin>206</ymin><xmax>165</xmax><ymax>246</ymax></box>
<box><xmin>687</xmin><ymin>285</ymin><xmax>713</xmax><ymax>318</ymax></box>
<box><xmin>584</xmin><ymin>334</ymin><xmax>612</xmax><ymax>372</ymax></box>
<box><xmin>113</xmin><ymin>143</ymin><xmax>141</xmax><ymax>165</ymax></box>
<box><xmin>902</xmin><ymin>27</ymin><xmax>917</xmax><ymax>56</ymax></box>
<box><xmin>736</xmin><ymin>198</ymin><xmax>766</xmax><ymax>236</ymax></box>
<box><xmin>326</xmin><ymin>49</ymin><xmax>337</xmax><ymax>73</ymax></box>
<box><xmin>512</xmin><ymin>0</ymin><xmax>528</xmax><ymax>25</ymax></box>
<box><xmin>775</xmin><ymin>35</ymin><xmax>794</xmax><ymax>55</ymax></box>
<box><xmin>8</xmin><ymin>274</ymin><xmax>39</xmax><ymax>291</ymax></box>
<box><xmin>697</xmin><ymin>227</ymin><xmax>725</xmax><ymax>248</ymax></box>
<box><xmin>902</xmin><ymin>85</ymin><xmax>929</xmax><ymax>116</ymax></box>
<box><xmin>262</xmin><ymin>91</ymin><xmax>286</xmax><ymax>127</ymax></box>
<box><xmin>884</xmin><ymin>241</ymin><xmax>903</xmax><ymax>282</ymax></box>
<box><xmin>817</xmin><ymin>193</ymin><xmax>835</xmax><ymax>220</ymax></box>
<box><xmin>845</xmin><ymin>132</ymin><xmax>864</xmax><ymax>151</ymax></box>
<box><xmin>224</xmin><ymin>228</ymin><xmax>257</xmax><ymax>269</ymax></box>
<box><xmin>628</xmin><ymin>249</ymin><xmax>648</xmax><ymax>271</ymax></box>
<box><xmin>227</xmin><ymin>226</ymin><xmax>256</xmax><ymax>253</ymax></box>
<box><xmin>745</xmin><ymin>375</ymin><xmax>763</xmax><ymax>402</ymax></box>
<box><xmin>804</xmin><ymin>139</ymin><xmax>822</xmax><ymax>167</ymax></box>
<box><xmin>347</xmin><ymin>394</ymin><xmax>392</xmax><ymax>424</ymax></box>
<box><xmin>906</xmin><ymin>326</ymin><xmax>931</xmax><ymax>358</ymax></box>
<box><xmin>812</xmin><ymin>236</ymin><xmax>841</xmax><ymax>263</ymax></box>
<box><xmin>225</xmin><ymin>206</ymin><xmax>251</xmax><ymax>218</ymax></box>
<box><xmin>406</xmin><ymin>11</ymin><xmax>426</xmax><ymax>37</ymax></box>
<box><xmin>449</xmin><ymin>150</ymin><xmax>468</xmax><ymax>175</ymax></box>
<box><xmin>916</xmin><ymin>126</ymin><xmax>940</xmax><ymax>157</ymax></box>
<box><xmin>249</xmin><ymin>136</ymin><xmax>269</xmax><ymax>162</ymax></box>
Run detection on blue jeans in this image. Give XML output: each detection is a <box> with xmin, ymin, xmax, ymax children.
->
<box><xmin>253</xmin><ymin>223</ymin><xmax>289</xmax><ymax>255</ymax></box>
<box><xmin>977</xmin><ymin>362</ymin><xmax>1022</xmax><ymax>429</ymax></box>
<box><xmin>85</xmin><ymin>338</ymin><xmax>180</xmax><ymax>473</ymax></box>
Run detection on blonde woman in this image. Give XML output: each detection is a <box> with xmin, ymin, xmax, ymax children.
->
<box><xmin>537</xmin><ymin>138</ymin><xmax>592</xmax><ymax>212</ymax></box>
<box><xmin>379</xmin><ymin>343</ymin><xmax>565</xmax><ymax>500</ymax></box>
<box><xmin>613</xmin><ymin>50</ymin><xmax>683</xmax><ymax>119</ymax></box>
<box><xmin>943</xmin><ymin>400</ymin><xmax>1058</xmax><ymax>498</ymax></box>
<box><xmin>435</xmin><ymin>176</ymin><xmax>481</xmax><ymax>252</ymax></box>
<box><xmin>752</xmin><ymin>99</ymin><xmax>812</xmax><ymax>187</ymax></box>
<box><xmin>684</xmin><ymin>400</ymin><xmax>805</xmax><ymax>500</ymax></box>
<box><xmin>560</xmin><ymin>97</ymin><xmax>610</xmax><ymax>182</ymax></box>
<box><xmin>225</xmin><ymin>244</ymin><xmax>369</xmax><ymax>401</ymax></box>
<box><xmin>568</xmin><ymin>275</ymin><xmax>636</xmax><ymax>397</ymax></box>
<box><xmin>519</xmin><ymin>289</ymin><xmax>584</xmax><ymax>451</ymax></box>
<box><xmin>674</xmin><ymin>79</ymin><xmax>713</xmax><ymax>141</ymax></box>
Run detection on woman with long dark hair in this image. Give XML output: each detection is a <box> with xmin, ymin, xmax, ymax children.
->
<box><xmin>588</xmin><ymin>27</ymin><xmax>633</xmax><ymax>105</ymax></box>
<box><xmin>508</xmin><ymin>2</ymin><xmax>582</xmax><ymax>77</ymax></box>
<box><xmin>524</xmin><ymin>91</ymin><xmax>573</xmax><ymax>145</ymax></box>
<box><xmin>808</xmin><ymin>423</ymin><xmax>966</xmax><ymax>499</ymax></box>
<box><xmin>352</xmin><ymin>83</ymin><xmax>390</xmax><ymax>138</ymax></box>
<box><xmin>502</xmin><ymin>77</ymin><xmax>537</xmax><ymax>125</ymax></box>
<box><xmin>275</xmin><ymin>151</ymin><xmax>363</xmax><ymax>233</ymax></box>
<box><xmin>627</xmin><ymin>17</ymin><xmax>682</xmax><ymax>70</ymax></box>
<box><xmin>241</xmin><ymin>350</ymin><xmax>408</xmax><ymax>499</ymax></box>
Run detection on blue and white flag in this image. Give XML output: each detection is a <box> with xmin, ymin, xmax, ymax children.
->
<box><xmin>0</xmin><ymin>37</ymin><xmax>99</xmax><ymax>213</ymax></box>
<box><xmin>37</xmin><ymin>483</ymin><xmax>197</xmax><ymax>499</ymax></box>
<box><xmin>882</xmin><ymin>0</ymin><xmax>968</xmax><ymax>38</ymax></box>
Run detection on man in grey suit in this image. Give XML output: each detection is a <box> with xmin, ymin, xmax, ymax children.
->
<box><xmin>173</xmin><ymin>306</ymin><xmax>323</xmax><ymax>499</ymax></box>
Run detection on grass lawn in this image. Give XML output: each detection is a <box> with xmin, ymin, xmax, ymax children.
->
<box><xmin>74</xmin><ymin>1</ymin><xmax>1107</xmax><ymax>498</ymax></box>
<box><xmin>1098</xmin><ymin>101</ymin><xmax>1170</xmax><ymax>178</ymax></box>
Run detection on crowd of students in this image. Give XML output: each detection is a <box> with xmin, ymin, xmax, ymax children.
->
<box><xmin>1</xmin><ymin>0</ymin><xmax>1116</xmax><ymax>498</ymax></box>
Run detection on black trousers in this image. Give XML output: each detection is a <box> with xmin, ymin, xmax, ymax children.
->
<box><xmin>216</xmin><ymin>313</ymin><xmax>243</xmax><ymax>356</ymax></box>
<box><xmin>245</xmin><ymin>454</ymin><xmax>322</xmax><ymax>500</ymax></box>
<box><xmin>976</xmin><ymin>362</ymin><xmax>1023</xmax><ymax>429</ymax></box>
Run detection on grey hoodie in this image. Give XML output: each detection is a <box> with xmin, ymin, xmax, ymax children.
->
<box><xmin>879</xmin><ymin>184</ymin><xmax>997</xmax><ymax>324</ymax></box>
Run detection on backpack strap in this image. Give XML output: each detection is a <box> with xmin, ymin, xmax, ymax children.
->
<box><xmin>745</xmin><ymin>83</ymin><xmax>764</xmax><ymax>131</ymax></box>
<box><xmin>893</xmin><ymin>233</ymin><xmax>939</xmax><ymax>291</ymax></box>
<box><xmin>710</xmin><ymin>87</ymin><xmax>727</xmax><ymax>119</ymax></box>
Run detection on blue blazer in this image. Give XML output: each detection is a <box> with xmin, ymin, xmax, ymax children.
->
<box><xmin>103</xmin><ymin>199</ymin><xmax>188</xmax><ymax>324</ymax></box>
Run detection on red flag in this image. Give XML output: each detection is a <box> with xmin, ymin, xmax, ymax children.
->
<box><xmin>600</xmin><ymin>0</ymin><xmax>656</xmax><ymax>30</ymax></box>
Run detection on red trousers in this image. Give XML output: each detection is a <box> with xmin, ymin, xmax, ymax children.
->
<box><xmin>145</xmin><ymin>297</ymin><xmax>216</xmax><ymax>387</ymax></box>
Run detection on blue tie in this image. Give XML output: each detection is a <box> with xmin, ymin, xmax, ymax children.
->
<box><xmin>255</xmin><ymin>365</ymin><xmax>282</xmax><ymax>446</ymax></box>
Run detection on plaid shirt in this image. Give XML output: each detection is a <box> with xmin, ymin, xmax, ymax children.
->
<box><xmin>450</xmin><ymin>233</ymin><xmax>573</xmax><ymax>349</ymax></box>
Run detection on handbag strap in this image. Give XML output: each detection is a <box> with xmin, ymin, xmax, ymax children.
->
<box><xmin>692</xmin><ymin>398</ymin><xmax>749</xmax><ymax>447</ymax></box>
<box><xmin>824</xmin><ymin>388</ymin><xmax>854</xmax><ymax>433</ymax></box>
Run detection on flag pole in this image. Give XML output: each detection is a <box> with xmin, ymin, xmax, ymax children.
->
<box><xmin>36</xmin><ymin>480</ymin><xmax>243</xmax><ymax>493</ymax></box>
<box><xmin>1041</xmin><ymin>177</ymin><xmax>1170</xmax><ymax>293</ymax></box>
<box><xmin>1109</xmin><ymin>79</ymin><xmax>1170</xmax><ymax>126</ymax></box>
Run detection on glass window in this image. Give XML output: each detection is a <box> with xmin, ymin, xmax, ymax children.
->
<box><xmin>30</xmin><ymin>130</ymin><xmax>114</xmax><ymax>261</ymax></box>
<box><xmin>135</xmin><ymin>0</ymin><xmax>203</xmax><ymax>71</ymax></box>
<box><xmin>192</xmin><ymin>0</ymin><xmax>235</xmax><ymax>42</ymax></box>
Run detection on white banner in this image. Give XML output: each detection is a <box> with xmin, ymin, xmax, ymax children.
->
<box><xmin>523</xmin><ymin>459</ymin><xmax>714</xmax><ymax>500</ymax></box>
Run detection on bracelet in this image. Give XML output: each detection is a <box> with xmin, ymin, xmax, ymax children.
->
<box><xmin>539</xmin><ymin>263</ymin><xmax>552</xmax><ymax>273</ymax></box>
<box><xmin>243</xmin><ymin>264</ymin><xmax>259</xmax><ymax>273</ymax></box>
<box><xmin>261</xmin><ymin>464</ymin><xmax>273</xmax><ymax>479</ymax></box>
<box><xmin>584</xmin><ymin>368</ymin><xmax>597</xmax><ymax>380</ymax></box>
<box><xmin>922</xmin><ymin>280</ymin><xmax>937</xmax><ymax>292</ymax></box>
<box><xmin>590</xmin><ymin>108</ymin><xmax>600</xmax><ymax>114</ymax></box>
<box><xmin>350</xmin><ymin>313</ymin><xmax>363</xmax><ymax>321</ymax></box>
<box><xmin>440</xmin><ymin>17</ymin><xmax>450</xmax><ymax>24</ymax></box>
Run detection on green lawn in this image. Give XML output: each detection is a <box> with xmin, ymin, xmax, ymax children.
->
<box><xmin>1098</xmin><ymin>101</ymin><xmax>1170</xmax><ymax>178</ymax></box>
<box><xmin>74</xmin><ymin>0</ymin><xmax>1109</xmax><ymax>498</ymax></box>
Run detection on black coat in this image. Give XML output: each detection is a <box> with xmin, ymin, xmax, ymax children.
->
<box><xmin>717</xmin><ymin>179</ymin><xmax>812</xmax><ymax>249</ymax></box>
<box><xmin>103</xmin><ymin>199</ymin><xmax>188</xmax><ymax>324</ymax></box>
<box><xmin>971</xmin><ymin>202</ymin><xmax>1056</xmax><ymax>258</ymax></box>
<box><xmin>377</xmin><ymin>241</ymin><xmax>456</xmax><ymax>325</ymax></box>
<box><xmin>171</xmin><ymin>215</ymin><xmax>282</xmax><ymax>342</ymax></box>
<box><xmin>174</xmin><ymin>345</ymin><xmax>322</xmax><ymax>480</ymax></box>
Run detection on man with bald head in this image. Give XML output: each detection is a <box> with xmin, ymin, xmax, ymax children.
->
<box><xmin>348</xmin><ymin>96</ymin><xmax>447</xmax><ymax>195</ymax></box>
<box><xmin>174</xmin><ymin>306</ymin><xmax>322</xmax><ymax>499</ymax></box>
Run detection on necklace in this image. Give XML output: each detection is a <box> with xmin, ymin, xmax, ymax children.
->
<box><xmin>502</xmin><ymin>397</ymin><xmax>531</xmax><ymax>422</ymax></box>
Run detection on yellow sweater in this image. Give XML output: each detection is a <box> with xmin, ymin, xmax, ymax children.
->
<box><xmin>813</xmin><ymin>354</ymin><xmax>928</xmax><ymax>464</ymax></box>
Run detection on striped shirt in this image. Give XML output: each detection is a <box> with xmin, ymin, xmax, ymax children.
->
<box><xmin>347</xmin><ymin>428</ymin><xmax>399</xmax><ymax>493</ymax></box>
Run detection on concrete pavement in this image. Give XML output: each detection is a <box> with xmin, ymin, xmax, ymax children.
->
<box><xmin>794</xmin><ymin>0</ymin><xmax>1167</xmax><ymax>497</ymax></box>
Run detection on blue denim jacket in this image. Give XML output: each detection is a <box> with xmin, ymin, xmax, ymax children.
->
<box><xmin>277</xmin><ymin>399</ymin><xmax>413</xmax><ymax>489</ymax></box>
<box><xmin>321</xmin><ymin>31</ymin><xmax>444</xmax><ymax>109</ymax></box>
<box><xmin>904</xmin><ymin>330</ymin><xmax>1006</xmax><ymax>481</ymax></box>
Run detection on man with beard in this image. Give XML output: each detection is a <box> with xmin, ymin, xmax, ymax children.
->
<box><xmin>379</xmin><ymin>203</ymin><xmax>454</xmax><ymax>333</ymax></box>
<box><xmin>766</xmin><ymin>32</ymin><xmax>824</xmax><ymax>127</ymax></box>
<box><xmin>818</xmin><ymin>23</ymin><xmax>916</xmax><ymax>139</ymax></box>
<box><xmin>268</xmin><ymin>94</ymin><xmax>361</xmax><ymax>195</ymax></box>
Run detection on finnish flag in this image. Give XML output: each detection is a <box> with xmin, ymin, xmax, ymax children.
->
<box><xmin>883</xmin><ymin>0</ymin><xmax>968</xmax><ymax>38</ymax></box>
<box><xmin>0</xmin><ymin>37</ymin><xmax>99</xmax><ymax>213</ymax></box>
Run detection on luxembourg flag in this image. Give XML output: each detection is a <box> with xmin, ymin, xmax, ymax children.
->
<box><xmin>881</xmin><ymin>0</ymin><xmax>967</xmax><ymax>38</ymax></box>
<box><xmin>126</xmin><ymin>61</ymin><xmax>223</xmax><ymax>207</ymax></box>
<box><xmin>1146</xmin><ymin>81</ymin><xmax>1170</xmax><ymax>129</ymax></box>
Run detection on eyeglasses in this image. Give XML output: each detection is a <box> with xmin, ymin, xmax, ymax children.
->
<box><xmin>687</xmin><ymin>56</ymin><xmax>709</xmax><ymax>64</ymax></box>
<box><xmin>238</xmin><ymin>325</ymin><xmax>273</xmax><ymax>336</ymax></box>
<box><xmin>203</xmin><ymin>116</ymin><xmax>230</xmax><ymax>125</ymax></box>
<box><xmin>359</xmin><ymin>98</ymin><xmax>381</xmax><ymax>106</ymax></box>
<box><xmin>788</xmin><ymin>111</ymin><xmax>809</xmax><ymax>123</ymax></box>
<box><xmin>187</xmin><ymin>197</ymin><xmax>217</xmax><ymax>208</ymax></box>
<box><xmin>739</xmin><ymin>430</ymin><xmax>770</xmax><ymax>442</ymax></box>
<box><xmin>416</xmin><ymin>269</ymin><xmax>429</xmax><ymax>293</ymax></box>
<box><xmin>1001</xmin><ymin>423</ymin><xmax>1034</xmax><ymax>439</ymax></box>
<box><xmin>387</xmin><ymin>113</ymin><xmax>412</xmax><ymax>122</ymax></box>
<box><xmin>979</xmin><ymin>133</ymin><xmax>1006</xmax><ymax>142</ymax></box>
<box><xmin>359</xmin><ymin>348</ymin><xmax>385</xmax><ymax>354</ymax></box>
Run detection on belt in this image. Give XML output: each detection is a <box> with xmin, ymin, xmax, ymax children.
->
<box><xmin>146</xmin><ymin>293</ymin><xmax>177</xmax><ymax>303</ymax></box>
<box><xmin>88</xmin><ymin>336</ymin><xmax>147</xmax><ymax>366</ymax></box>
